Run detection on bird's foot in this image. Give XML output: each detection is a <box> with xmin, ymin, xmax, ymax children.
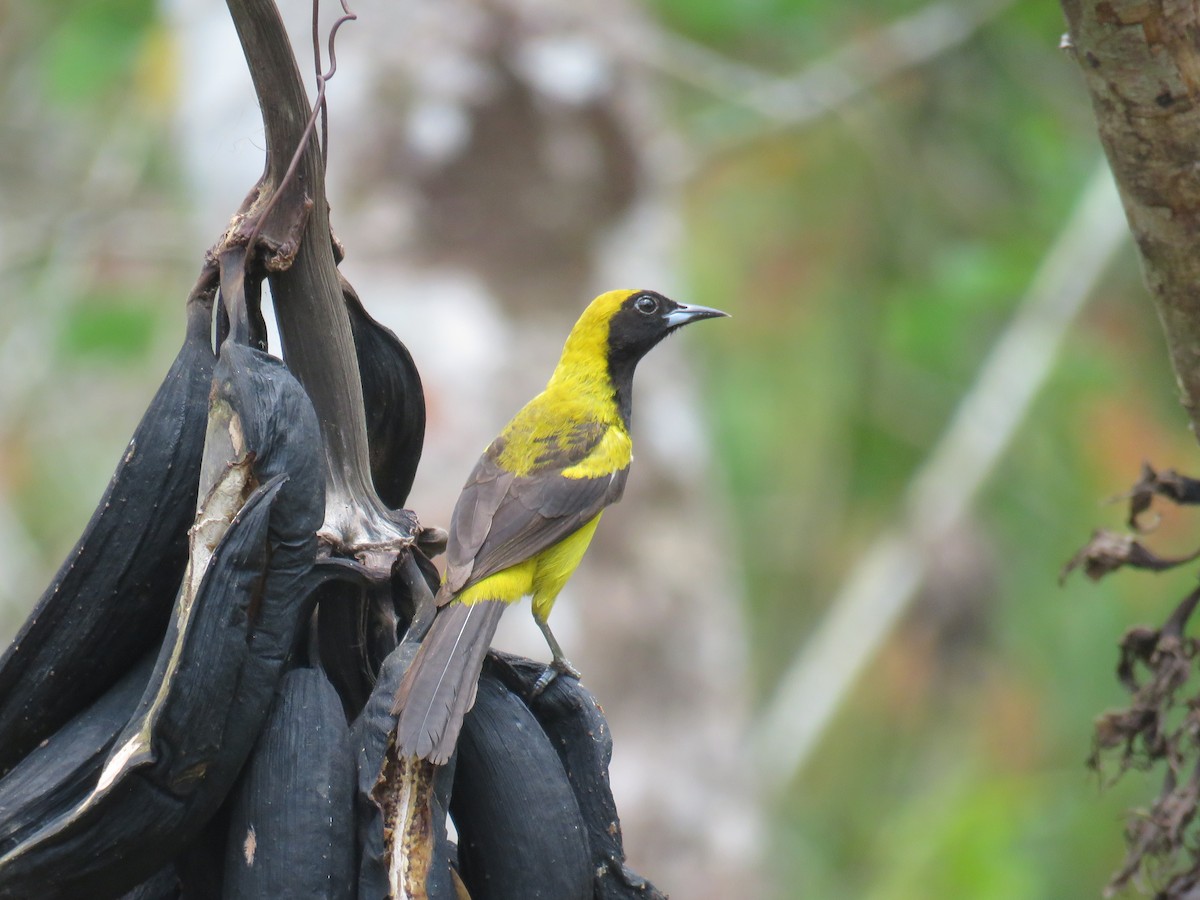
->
<box><xmin>530</xmin><ymin>656</ymin><xmax>582</xmax><ymax>697</ymax></box>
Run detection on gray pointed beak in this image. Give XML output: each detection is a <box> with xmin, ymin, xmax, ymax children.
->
<box><xmin>663</xmin><ymin>303</ymin><xmax>730</xmax><ymax>328</ymax></box>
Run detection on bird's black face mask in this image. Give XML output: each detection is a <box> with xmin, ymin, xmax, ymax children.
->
<box><xmin>606</xmin><ymin>290</ymin><xmax>727</xmax><ymax>366</ymax></box>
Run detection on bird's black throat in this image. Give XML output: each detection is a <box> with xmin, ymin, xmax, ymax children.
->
<box><xmin>606</xmin><ymin>353</ymin><xmax>637</xmax><ymax>431</ymax></box>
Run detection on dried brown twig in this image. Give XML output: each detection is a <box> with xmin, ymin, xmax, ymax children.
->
<box><xmin>1066</xmin><ymin>465</ymin><xmax>1200</xmax><ymax>896</ymax></box>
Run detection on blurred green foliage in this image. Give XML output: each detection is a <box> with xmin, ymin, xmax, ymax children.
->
<box><xmin>652</xmin><ymin>0</ymin><xmax>1200</xmax><ymax>896</ymax></box>
<box><xmin>39</xmin><ymin>0</ymin><xmax>158</xmax><ymax>105</ymax></box>
<box><xmin>59</xmin><ymin>294</ymin><xmax>159</xmax><ymax>360</ymax></box>
<box><xmin>0</xmin><ymin>0</ymin><xmax>189</xmax><ymax>580</ymax></box>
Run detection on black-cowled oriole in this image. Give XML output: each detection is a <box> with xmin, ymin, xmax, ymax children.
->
<box><xmin>393</xmin><ymin>289</ymin><xmax>727</xmax><ymax>764</ymax></box>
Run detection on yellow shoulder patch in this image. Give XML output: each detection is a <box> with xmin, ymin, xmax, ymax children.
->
<box><xmin>561</xmin><ymin>426</ymin><xmax>631</xmax><ymax>479</ymax></box>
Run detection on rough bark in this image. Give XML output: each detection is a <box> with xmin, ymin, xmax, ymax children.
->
<box><xmin>1060</xmin><ymin>0</ymin><xmax>1200</xmax><ymax>437</ymax></box>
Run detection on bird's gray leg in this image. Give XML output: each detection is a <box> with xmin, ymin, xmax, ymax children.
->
<box><xmin>531</xmin><ymin>616</ymin><xmax>582</xmax><ymax>695</ymax></box>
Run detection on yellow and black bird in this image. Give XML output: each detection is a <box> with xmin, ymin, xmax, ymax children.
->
<box><xmin>393</xmin><ymin>289</ymin><xmax>727</xmax><ymax>764</ymax></box>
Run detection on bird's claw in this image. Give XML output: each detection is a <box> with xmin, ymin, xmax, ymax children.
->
<box><xmin>530</xmin><ymin>657</ymin><xmax>581</xmax><ymax>697</ymax></box>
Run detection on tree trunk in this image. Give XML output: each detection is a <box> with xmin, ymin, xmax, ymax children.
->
<box><xmin>1060</xmin><ymin>0</ymin><xmax>1200</xmax><ymax>437</ymax></box>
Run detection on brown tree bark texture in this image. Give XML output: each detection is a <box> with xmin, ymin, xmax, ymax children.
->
<box><xmin>1061</xmin><ymin>1</ymin><xmax>1200</xmax><ymax>437</ymax></box>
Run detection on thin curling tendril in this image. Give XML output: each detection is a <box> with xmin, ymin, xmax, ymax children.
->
<box><xmin>243</xmin><ymin>0</ymin><xmax>358</xmax><ymax>270</ymax></box>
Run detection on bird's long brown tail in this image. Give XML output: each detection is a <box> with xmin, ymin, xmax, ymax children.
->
<box><xmin>392</xmin><ymin>599</ymin><xmax>508</xmax><ymax>764</ymax></box>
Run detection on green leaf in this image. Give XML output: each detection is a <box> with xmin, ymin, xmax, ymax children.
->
<box><xmin>59</xmin><ymin>300</ymin><xmax>157</xmax><ymax>361</ymax></box>
<box><xmin>40</xmin><ymin>0</ymin><xmax>157</xmax><ymax>105</ymax></box>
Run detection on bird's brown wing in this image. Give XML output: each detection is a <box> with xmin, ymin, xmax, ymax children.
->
<box><xmin>441</xmin><ymin>422</ymin><xmax>628</xmax><ymax>600</ymax></box>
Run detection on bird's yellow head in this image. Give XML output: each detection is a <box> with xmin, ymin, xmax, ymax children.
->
<box><xmin>560</xmin><ymin>289</ymin><xmax>727</xmax><ymax>370</ymax></box>
<box><xmin>546</xmin><ymin>290</ymin><xmax>727</xmax><ymax>425</ymax></box>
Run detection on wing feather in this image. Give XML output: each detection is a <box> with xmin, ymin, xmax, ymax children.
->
<box><xmin>441</xmin><ymin>420</ymin><xmax>629</xmax><ymax>598</ymax></box>
<box><xmin>471</xmin><ymin>471</ymin><xmax>625</xmax><ymax>583</ymax></box>
<box><xmin>443</xmin><ymin>456</ymin><xmax>515</xmax><ymax>596</ymax></box>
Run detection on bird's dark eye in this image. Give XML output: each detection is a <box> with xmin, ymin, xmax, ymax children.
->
<box><xmin>634</xmin><ymin>294</ymin><xmax>658</xmax><ymax>315</ymax></box>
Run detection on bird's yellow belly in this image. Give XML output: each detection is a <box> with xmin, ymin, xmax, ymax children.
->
<box><xmin>457</xmin><ymin>513</ymin><xmax>603</xmax><ymax>623</ymax></box>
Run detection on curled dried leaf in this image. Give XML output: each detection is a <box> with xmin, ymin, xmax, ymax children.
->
<box><xmin>1105</xmin><ymin>761</ymin><xmax>1200</xmax><ymax>898</ymax></box>
<box><xmin>1091</xmin><ymin>706</ymin><xmax>1162</xmax><ymax>764</ymax></box>
<box><xmin>1117</xmin><ymin>627</ymin><xmax>1162</xmax><ymax>692</ymax></box>
<box><xmin>1091</xmin><ymin>589</ymin><xmax>1200</xmax><ymax>896</ymax></box>
<box><xmin>1123</xmin><ymin>462</ymin><xmax>1200</xmax><ymax>532</ymax></box>
<box><xmin>1060</xmin><ymin>530</ymin><xmax>1200</xmax><ymax>584</ymax></box>
<box><xmin>1143</xmin><ymin>632</ymin><xmax>1193</xmax><ymax>703</ymax></box>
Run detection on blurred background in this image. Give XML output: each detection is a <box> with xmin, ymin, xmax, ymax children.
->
<box><xmin>1</xmin><ymin>0</ymin><xmax>1195</xmax><ymax>897</ymax></box>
